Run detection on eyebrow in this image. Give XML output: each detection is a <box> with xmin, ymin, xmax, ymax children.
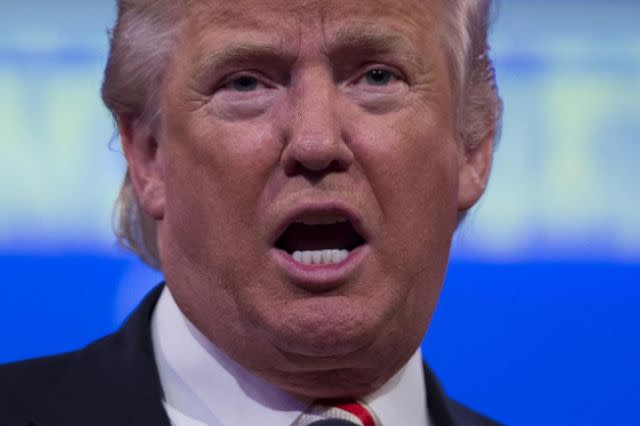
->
<box><xmin>327</xmin><ymin>25</ymin><xmax>428</xmax><ymax>71</ymax></box>
<box><xmin>331</xmin><ymin>26</ymin><xmax>413</xmax><ymax>53</ymax></box>
<box><xmin>192</xmin><ymin>40</ymin><xmax>296</xmax><ymax>83</ymax></box>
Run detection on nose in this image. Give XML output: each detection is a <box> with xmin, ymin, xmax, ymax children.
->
<box><xmin>280</xmin><ymin>70</ymin><xmax>353</xmax><ymax>177</ymax></box>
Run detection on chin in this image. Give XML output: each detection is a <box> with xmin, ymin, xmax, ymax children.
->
<box><xmin>258</xmin><ymin>299</ymin><xmax>383</xmax><ymax>359</ymax></box>
<box><xmin>277</xmin><ymin>339</ymin><xmax>372</xmax><ymax>363</ymax></box>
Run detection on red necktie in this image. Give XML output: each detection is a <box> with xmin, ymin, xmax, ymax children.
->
<box><xmin>293</xmin><ymin>400</ymin><xmax>380</xmax><ymax>426</ymax></box>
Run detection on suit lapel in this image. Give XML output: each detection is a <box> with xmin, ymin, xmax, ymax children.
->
<box><xmin>423</xmin><ymin>362</ymin><xmax>457</xmax><ymax>426</ymax></box>
<box><xmin>31</xmin><ymin>284</ymin><xmax>171</xmax><ymax>426</ymax></box>
<box><xmin>423</xmin><ymin>363</ymin><xmax>500</xmax><ymax>426</ymax></box>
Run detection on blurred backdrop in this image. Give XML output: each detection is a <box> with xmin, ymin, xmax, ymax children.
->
<box><xmin>1</xmin><ymin>1</ymin><xmax>638</xmax><ymax>425</ymax></box>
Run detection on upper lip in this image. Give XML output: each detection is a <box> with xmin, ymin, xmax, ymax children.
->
<box><xmin>270</xmin><ymin>201</ymin><xmax>369</xmax><ymax>247</ymax></box>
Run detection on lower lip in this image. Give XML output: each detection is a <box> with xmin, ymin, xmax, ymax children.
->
<box><xmin>270</xmin><ymin>245</ymin><xmax>369</xmax><ymax>292</ymax></box>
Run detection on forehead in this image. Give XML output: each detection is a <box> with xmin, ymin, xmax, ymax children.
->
<box><xmin>183</xmin><ymin>0</ymin><xmax>441</xmax><ymax>48</ymax></box>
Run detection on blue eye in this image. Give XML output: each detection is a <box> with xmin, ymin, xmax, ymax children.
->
<box><xmin>364</xmin><ymin>68</ymin><xmax>395</xmax><ymax>86</ymax></box>
<box><xmin>229</xmin><ymin>75</ymin><xmax>259</xmax><ymax>92</ymax></box>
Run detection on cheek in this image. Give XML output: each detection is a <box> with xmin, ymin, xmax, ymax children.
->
<box><xmin>355</xmin><ymin>110</ymin><xmax>459</xmax><ymax>220</ymax></box>
<box><xmin>351</xmin><ymin>109</ymin><xmax>459</xmax><ymax>269</ymax></box>
<box><xmin>160</xmin><ymin>112</ymin><xmax>281</xmax><ymax>258</ymax></box>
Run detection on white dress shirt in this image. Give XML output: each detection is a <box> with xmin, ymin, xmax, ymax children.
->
<box><xmin>151</xmin><ymin>286</ymin><xmax>431</xmax><ymax>426</ymax></box>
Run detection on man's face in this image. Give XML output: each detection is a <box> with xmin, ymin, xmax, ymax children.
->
<box><xmin>144</xmin><ymin>0</ymin><xmax>485</xmax><ymax>397</ymax></box>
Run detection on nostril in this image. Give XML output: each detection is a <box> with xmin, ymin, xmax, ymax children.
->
<box><xmin>280</xmin><ymin>126</ymin><xmax>354</xmax><ymax>176</ymax></box>
<box><xmin>284</xmin><ymin>159</ymin><xmax>347</xmax><ymax>178</ymax></box>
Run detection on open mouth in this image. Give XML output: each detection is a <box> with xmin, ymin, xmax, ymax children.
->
<box><xmin>274</xmin><ymin>212</ymin><xmax>366</xmax><ymax>266</ymax></box>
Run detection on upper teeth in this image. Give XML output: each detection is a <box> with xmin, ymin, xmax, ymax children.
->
<box><xmin>296</xmin><ymin>214</ymin><xmax>348</xmax><ymax>226</ymax></box>
<box><xmin>292</xmin><ymin>249</ymin><xmax>349</xmax><ymax>265</ymax></box>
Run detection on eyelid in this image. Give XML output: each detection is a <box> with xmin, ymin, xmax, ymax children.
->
<box><xmin>217</xmin><ymin>71</ymin><xmax>273</xmax><ymax>92</ymax></box>
<box><xmin>353</xmin><ymin>64</ymin><xmax>406</xmax><ymax>85</ymax></box>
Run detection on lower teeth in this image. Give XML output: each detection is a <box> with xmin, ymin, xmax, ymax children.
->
<box><xmin>292</xmin><ymin>249</ymin><xmax>349</xmax><ymax>265</ymax></box>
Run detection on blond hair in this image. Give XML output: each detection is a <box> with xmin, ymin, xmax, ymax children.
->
<box><xmin>101</xmin><ymin>0</ymin><xmax>503</xmax><ymax>269</ymax></box>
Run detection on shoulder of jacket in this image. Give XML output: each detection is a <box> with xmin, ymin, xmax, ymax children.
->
<box><xmin>0</xmin><ymin>332</ymin><xmax>117</xmax><ymax>424</ymax></box>
<box><xmin>445</xmin><ymin>398</ymin><xmax>503</xmax><ymax>426</ymax></box>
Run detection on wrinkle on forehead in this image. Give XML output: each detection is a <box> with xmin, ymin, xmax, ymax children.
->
<box><xmin>184</xmin><ymin>0</ymin><xmax>439</xmax><ymax>35</ymax></box>
<box><xmin>185</xmin><ymin>0</ymin><xmax>311</xmax><ymax>30</ymax></box>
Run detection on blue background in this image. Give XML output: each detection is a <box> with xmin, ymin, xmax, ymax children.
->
<box><xmin>1</xmin><ymin>1</ymin><xmax>638</xmax><ymax>425</ymax></box>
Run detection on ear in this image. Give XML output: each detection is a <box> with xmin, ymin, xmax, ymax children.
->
<box><xmin>457</xmin><ymin>130</ymin><xmax>494</xmax><ymax>213</ymax></box>
<box><xmin>118</xmin><ymin>113</ymin><xmax>165</xmax><ymax>220</ymax></box>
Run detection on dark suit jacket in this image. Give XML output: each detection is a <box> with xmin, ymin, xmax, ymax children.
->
<box><xmin>0</xmin><ymin>285</ymin><xmax>499</xmax><ymax>426</ymax></box>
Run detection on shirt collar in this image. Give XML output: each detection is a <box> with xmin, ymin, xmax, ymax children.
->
<box><xmin>365</xmin><ymin>350</ymin><xmax>430</xmax><ymax>426</ymax></box>
<box><xmin>151</xmin><ymin>285</ymin><xmax>429</xmax><ymax>426</ymax></box>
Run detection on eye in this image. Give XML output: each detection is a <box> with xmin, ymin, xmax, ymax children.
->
<box><xmin>363</xmin><ymin>68</ymin><xmax>397</xmax><ymax>86</ymax></box>
<box><xmin>222</xmin><ymin>74</ymin><xmax>262</xmax><ymax>92</ymax></box>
